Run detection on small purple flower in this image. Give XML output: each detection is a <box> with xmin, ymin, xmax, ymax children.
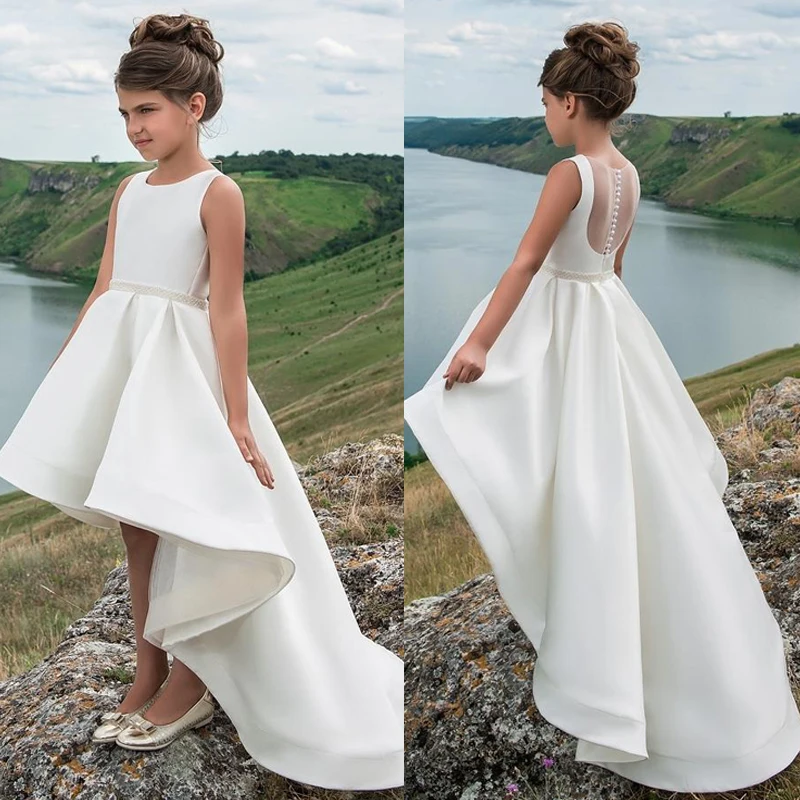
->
<box><xmin>505</xmin><ymin>783</ymin><xmax>520</xmax><ymax>795</ymax></box>
<box><xmin>542</xmin><ymin>756</ymin><xmax>555</xmax><ymax>768</ymax></box>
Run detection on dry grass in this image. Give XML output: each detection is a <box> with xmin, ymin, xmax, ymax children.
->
<box><xmin>0</xmin><ymin>493</ymin><xmax>124</xmax><ymax>679</ymax></box>
<box><xmin>404</xmin><ymin>459</ymin><xmax>490</xmax><ymax>603</ymax></box>
<box><xmin>709</xmin><ymin>387</ymin><xmax>800</xmax><ymax>481</ymax></box>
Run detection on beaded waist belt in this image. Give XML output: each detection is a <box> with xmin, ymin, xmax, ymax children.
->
<box><xmin>108</xmin><ymin>279</ymin><xmax>208</xmax><ymax>310</ymax></box>
<box><xmin>540</xmin><ymin>264</ymin><xmax>615</xmax><ymax>283</ymax></box>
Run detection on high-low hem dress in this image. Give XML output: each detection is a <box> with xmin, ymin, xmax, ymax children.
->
<box><xmin>404</xmin><ymin>153</ymin><xmax>800</xmax><ymax>792</ymax></box>
<box><xmin>0</xmin><ymin>167</ymin><xmax>403</xmax><ymax>791</ymax></box>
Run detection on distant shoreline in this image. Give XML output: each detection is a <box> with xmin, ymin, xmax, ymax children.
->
<box><xmin>405</xmin><ymin>113</ymin><xmax>800</xmax><ymax>228</ymax></box>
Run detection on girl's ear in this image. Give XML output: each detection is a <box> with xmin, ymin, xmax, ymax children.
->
<box><xmin>188</xmin><ymin>91</ymin><xmax>207</xmax><ymax>121</ymax></box>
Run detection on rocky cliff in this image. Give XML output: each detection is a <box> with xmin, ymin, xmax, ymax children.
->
<box><xmin>26</xmin><ymin>169</ymin><xmax>103</xmax><ymax>195</ymax></box>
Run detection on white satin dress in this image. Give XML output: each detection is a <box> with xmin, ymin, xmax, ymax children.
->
<box><xmin>0</xmin><ymin>167</ymin><xmax>403</xmax><ymax>790</ymax></box>
<box><xmin>404</xmin><ymin>153</ymin><xmax>800</xmax><ymax>792</ymax></box>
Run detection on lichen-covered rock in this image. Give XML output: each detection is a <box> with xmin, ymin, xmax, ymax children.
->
<box><xmin>405</xmin><ymin>379</ymin><xmax>800</xmax><ymax>800</ymax></box>
<box><xmin>745</xmin><ymin>376</ymin><xmax>800</xmax><ymax>436</ymax></box>
<box><xmin>301</xmin><ymin>433</ymin><xmax>404</xmax><ymax>506</ymax></box>
<box><xmin>0</xmin><ymin>437</ymin><xmax>403</xmax><ymax>800</ymax></box>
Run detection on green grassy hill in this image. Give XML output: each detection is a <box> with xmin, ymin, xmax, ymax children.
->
<box><xmin>246</xmin><ymin>228</ymin><xmax>403</xmax><ymax>461</ymax></box>
<box><xmin>405</xmin><ymin>113</ymin><xmax>800</xmax><ymax>224</ymax></box>
<box><xmin>0</xmin><ymin>150</ymin><xmax>402</xmax><ymax>282</ymax></box>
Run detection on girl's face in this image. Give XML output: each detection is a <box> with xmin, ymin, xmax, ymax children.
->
<box><xmin>542</xmin><ymin>87</ymin><xmax>576</xmax><ymax>147</ymax></box>
<box><xmin>117</xmin><ymin>88</ymin><xmax>204</xmax><ymax>161</ymax></box>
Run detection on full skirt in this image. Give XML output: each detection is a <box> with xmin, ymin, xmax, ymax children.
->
<box><xmin>404</xmin><ymin>267</ymin><xmax>800</xmax><ymax>792</ymax></box>
<box><xmin>0</xmin><ymin>288</ymin><xmax>404</xmax><ymax>790</ymax></box>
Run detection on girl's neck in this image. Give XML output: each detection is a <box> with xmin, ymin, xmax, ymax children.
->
<box><xmin>573</xmin><ymin>134</ymin><xmax>622</xmax><ymax>165</ymax></box>
<box><xmin>152</xmin><ymin>153</ymin><xmax>211</xmax><ymax>181</ymax></box>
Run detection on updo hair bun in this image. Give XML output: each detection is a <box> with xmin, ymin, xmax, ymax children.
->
<box><xmin>564</xmin><ymin>22</ymin><xmax>640</xmax><ymax>78</ymax></box>
<box><xmin>537</xmin><ymin>20</ymin><xmax>641</xmax><ymax>124</ymax></box>
<box><xmin>130</xmin><ymin>13</ymin><xmax>224</xmax><ymax>67</ymax></box>
<box><xmin>116</xmin><ymin>13</ymin><xmax>225</xmax><ymax>131</ymax></box>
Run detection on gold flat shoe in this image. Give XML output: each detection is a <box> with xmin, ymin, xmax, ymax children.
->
<box><xmin>115</xmin><ymin>687</ymin><xmax>214</xmax><ymax>751</ymax></box>
<box><xmin>91</xmin><ymin>673</ymin><xmax>170</xmax><ymax>744</ymax></box>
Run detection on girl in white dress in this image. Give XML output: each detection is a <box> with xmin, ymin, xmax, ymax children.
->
<box><xmin>0</xmin><ymin>13</ymin><xmax>402</xmax><ymax>791</ymax></box>
<box><xmin>404</xmin><ymin>20</ymin><xmax>800</xmax><ymax>793</ymax></box>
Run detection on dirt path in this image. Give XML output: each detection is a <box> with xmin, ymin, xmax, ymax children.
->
<box><xmin>264</xmin><ymin>286</ymin><xmax>403</xmax><ymax>371</ymax></box>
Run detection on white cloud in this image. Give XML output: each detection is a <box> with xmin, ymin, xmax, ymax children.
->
<box><xmin>408</xmin><ymin>41</ymin><xmax>462</xmax><ymax>58</ymax></box>
<box><xmin>447</xmin><ymin>21</ymin><xmax>509</xmax><ymax>42</ymax></box>
<box><xmin>229</xmin><ymin>53</ymin><xmax>258</xmax><ymax>70</ymax></box>
<box><xmin>0</xmin><ymin>0</ymin><xmax>402</xmax><ymax>158</ymax></box>
<box><xmin>653</xmin><ymin>30</ymin><xmax>800</xmax><ymax>62</ymax></box>
<box><xmin>406</xmin><ymin>0</ymin><xmax>800</xmax><ymax>119</ymax></box>
<box><xmin>315</xmin><ymin>36</ymin><xmax>400</xmax><ymax>73</ymax></box>
<box><xmin>28</xmin><ymin>60</ymin><xmax>110</xmax><ymax>93</ymax></box>
<box><xmin>0</xmin><ymin>23</ymin><xmax>39</xmax><ymax>45</ymax></box>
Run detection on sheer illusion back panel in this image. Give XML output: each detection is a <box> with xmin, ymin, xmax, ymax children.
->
<box><xmin>584</xmin><ymin>156</ymin><xmax>640</xmax><ymax>256</ymax></box>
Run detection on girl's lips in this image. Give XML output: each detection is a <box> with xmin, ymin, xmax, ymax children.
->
<box><xmin>135</xmin><ymin>140</ymin><xmax>152</xmax><ymax>147</ymax></box>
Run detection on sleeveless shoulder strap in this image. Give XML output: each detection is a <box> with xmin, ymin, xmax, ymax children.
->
<box><xmin>558</xmin><ymin>155</ymin><xmax>593</xmax><ymax>216</ymax></box>
<box><xmin>195</xmin><ymin>170</ymin><xmax>224</xmax><ymax>214</ymax></box>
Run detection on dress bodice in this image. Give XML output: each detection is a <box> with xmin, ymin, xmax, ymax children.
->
<box><xmin>541</xmin><ymin>153</ymin><xmax>641</xmax><ymax>278</ymax></box>
<box><xmin>112</xmin><ymin>167</ymin><xmax>223</xmax><ymax>300</ymax></box>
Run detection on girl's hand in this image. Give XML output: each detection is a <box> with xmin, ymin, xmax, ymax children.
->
<box><xmin>443</xmin><ymin>341</ymin><xmax>487</xmax><ymax>390</ymax></box>
<box><xmin>228</xmin><ymin>418</ymin><xmax>275</xmax><ymax>489</ymax></box>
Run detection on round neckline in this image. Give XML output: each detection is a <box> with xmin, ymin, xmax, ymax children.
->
<box><xmin>580</xmin><ymin>153</ymin><xmax>634</xmax><ymax>172</ymax></box>
<box><xmin>143</xmin><ymin>167</ymin><xmax>218</xmax><ymax>187</ymax></box>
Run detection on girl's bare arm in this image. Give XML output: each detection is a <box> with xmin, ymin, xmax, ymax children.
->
<box><xmin>48</xmin><ymin>174</ymin><xmax>133</xmax><ymax>370</ymax></box>
<box><xmin>469</xmin><ymin>159</ymin><xmax>579</xmax><ymax>351</ymax></box>
<box><xmin>204</xmin><ymin>176</ymin><xmax>275</xmax><ymax>488</ymax></box>
<box><xmin>443</xmin><ymin>160</ymin><xmax>580</xmax><ymax>388</ymax></box>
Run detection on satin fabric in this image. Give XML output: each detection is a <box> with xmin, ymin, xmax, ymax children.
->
<box><xmin>0</xmin><ymin>168</ymin><xmax>403</xmax><ymax>790</ymax></box>
<box><xmin>404</xmin><ymin>154</ymin><xmax>800</xmax><ymax>792</ymax></box>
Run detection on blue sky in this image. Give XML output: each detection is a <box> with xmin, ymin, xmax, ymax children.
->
<box><xmin>0</xmin><ymin>0</ymin><xmax>403</xmax><ymax>162</ymax></box>
<box><xmin>405</xmin><ymin>0</ymin><xmax>800</xmax><ymax>118</ymax></box>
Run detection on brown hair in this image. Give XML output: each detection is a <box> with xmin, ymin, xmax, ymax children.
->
<box><xmin>115</xmin><ymin>13</ymin><xmax>225</xmax><ymax>137</ymax></box>
<box><xmin>538</xmin><ymin>22</ymin><xmax>640</xmax><ymax>131</ymax></box>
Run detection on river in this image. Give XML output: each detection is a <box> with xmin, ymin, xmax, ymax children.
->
<box><xmin>404</xmin><ymin>147</ymin><xmax>800</xmax><ymax>454</ymax></box>
<box><xmin>0</xmin><ymin>261</ymin><xmax>87</xmax><ymax>495</ymax></box>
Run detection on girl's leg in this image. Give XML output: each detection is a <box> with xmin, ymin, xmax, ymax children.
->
<box><xmin>119</xmin><ymin>522</ymin><xmax>207</xmax><ymax>724</ymax></box>
<box><xmin>142</xmin><ymin>657</ymin><xmax>207</xmax><ymax>725</ymax></box>
<box><xmin>116</xmin><ymin>522</ymin><xmax>170</xmax><ymax>712</ymax></box>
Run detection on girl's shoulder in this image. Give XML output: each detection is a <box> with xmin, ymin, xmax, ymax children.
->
<box><xmin>202</xmin><ymin>171</ymin><xmax>243</xmax><ymax>205</ymax></box>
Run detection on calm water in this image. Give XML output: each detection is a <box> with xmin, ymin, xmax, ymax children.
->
<box><xmin>0</xmin><ymin>260</ymin><xmax>88</xmax><ymax>494</ymax></box>
<box><xmin>404</xmin><ymin>147</ymin><xmax>800</xmax><ymax>453</ymax></box>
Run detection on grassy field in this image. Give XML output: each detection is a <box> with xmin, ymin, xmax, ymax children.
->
<box><xmin>405</xmin><ymin>342</ymin><xmax>800</xmax><ymax>605</ymax></box>
<box><xmin>247</xmin><ymin>228</ymin><xmax>403</xmax><ymax>461</ymax></box>
<box><xmin>684</xmin><ymin>342</ymin><xmax>800</xmax><ymax>422</ymax></box>
<box><xmin>0</xmin><ymin>157</ymin><xmax>380</xmax><ymax>281</ymax></box>
<box><xmin>0</xmin><ymin>228</ymin><xmax>403</xmax><ymax>680</ymax></box>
